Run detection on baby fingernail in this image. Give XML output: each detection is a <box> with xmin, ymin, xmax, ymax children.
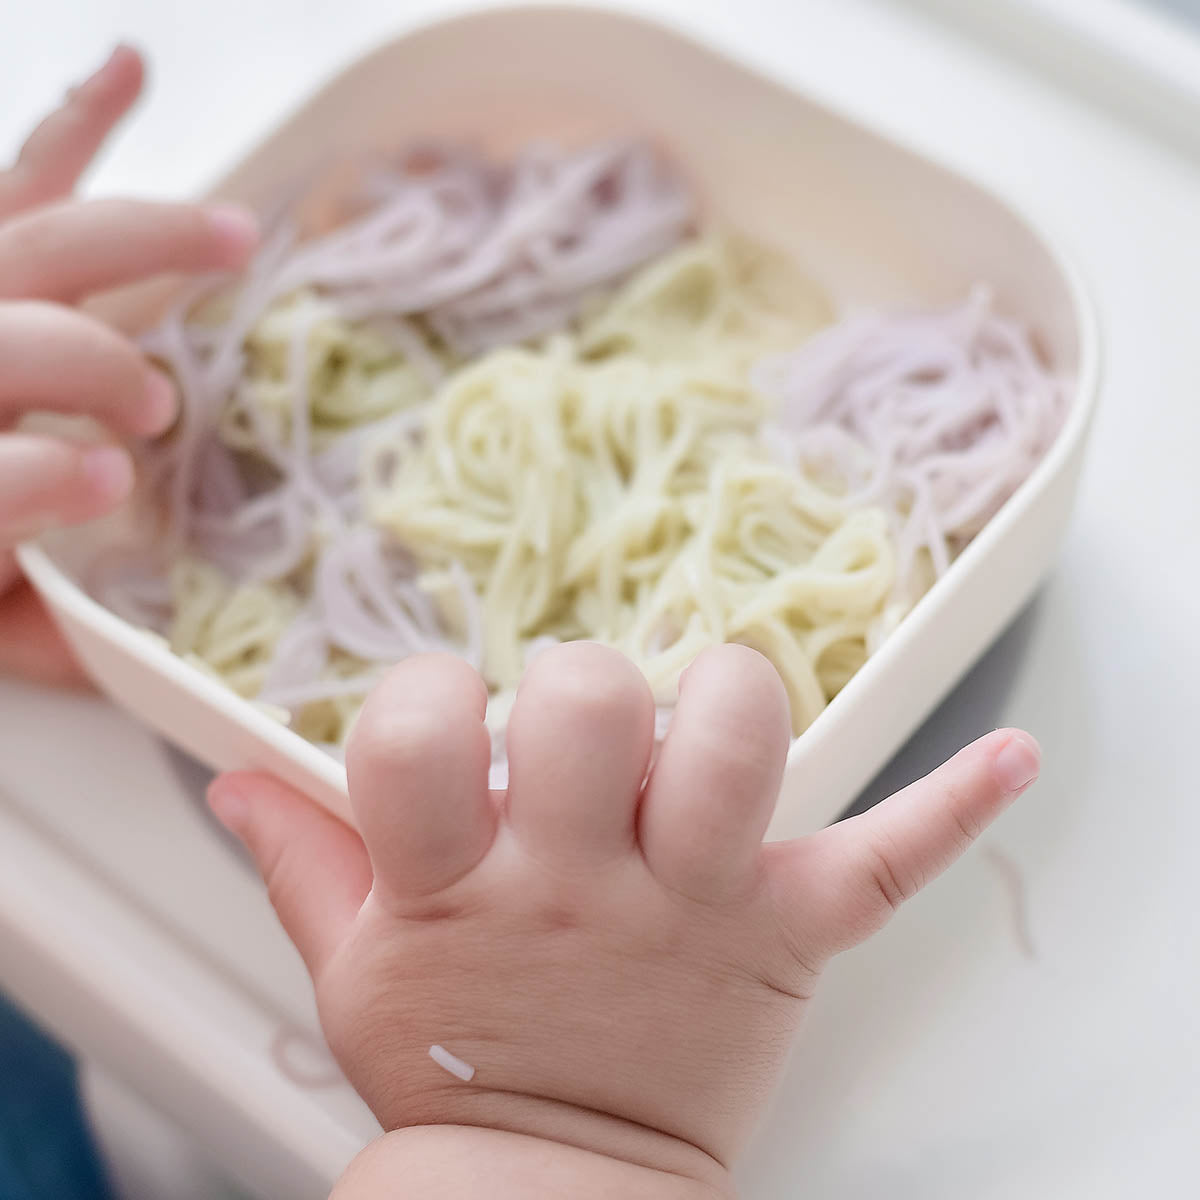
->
<box><xmin>142</xmin><ymin>370</ymin><xmax>178</xmax><ymax>434</ymax></box>
<box><xmin>207</xmin><ymin>205</ymin><xmax>260</xmax><ymax>264</ymax></box>
<box><xmin>207</xmin><ymin>778</ymin><xmax>249</xmax><ymax>834</ymax></box>
<box><xmin>80</xmin><ymin>446</ymin><xmax>134</xmax><ymax>502</ymax></box>
<box><xmin>995</xmin><ymin>732</ymin><xmax>1041</xmax><ymax>793</ymax></box>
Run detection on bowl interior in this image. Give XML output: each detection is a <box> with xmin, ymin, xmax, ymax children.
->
<box><xmin>22</xmin><ymin>6</ymin><xmax>1093</xmax><ymax>828</ymax></box>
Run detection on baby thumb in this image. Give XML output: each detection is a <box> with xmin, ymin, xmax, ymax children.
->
<box><xmin>207</xmin><ymin>772</ymin><xmax>373</xmax><ymax>977</ymax></box>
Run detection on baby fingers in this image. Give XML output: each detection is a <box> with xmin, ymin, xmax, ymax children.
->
<box><xmin>767</xmin><ymin>729</ymin><xmax>1042</xmax><ymax>962</ymax></box>
<box><xmin>0</xmin><ymin>44</ymin><xmax>144</xmax><ymax>221</ymax></box>
<box><xmin>0</xmin><ymin>300</ymin><xmax>177</xmax><ymax>435</ymax></box>
<box><xmin>0</xmin><ymin>434</ymin><xmax>132</xmax><ymax>542</ymax></box>
<box><xmin>0</xmin><ymin>197</ymin><xmax>258</xmax><ymax>303</ymax></box>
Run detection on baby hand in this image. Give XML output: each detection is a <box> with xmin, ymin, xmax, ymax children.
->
<box><xmin>0</xmin><ymin>45</ymin><xmax>257</xmax><ymax>685</ymax></box>
<box><xmin>210</xmin><ymin>642</ymin><xmax>1040</xmax><ymax>1195</ymax></box>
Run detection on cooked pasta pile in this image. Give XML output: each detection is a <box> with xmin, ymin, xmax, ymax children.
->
<box><xmin>90</xmin><ymin>138</ymin><xmax>1067</xmax><ymax>771</ymax></box>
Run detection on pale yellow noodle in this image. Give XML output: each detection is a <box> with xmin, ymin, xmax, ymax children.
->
<box><xmin>365</xmin><ymin>238</ymin><xmax>891</xmax><ymax>734</ymax></box>
<box><xmin>168</xmin><ymin>560</ymin><xmax>299</xmax><ymax>697</ymax></box>
<box><xmin>175</xmin><ymin>233</ymin><xmax>901</xmax><ymax>742</ymax></box>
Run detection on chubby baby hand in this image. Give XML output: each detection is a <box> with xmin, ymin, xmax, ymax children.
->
<box><xmin>210</xmin><ymin>642</ymin><xmax>1039</xmax><ymax>1195</ymax></box>
<box><xmin>0</xmin><ymin>45</ymin><xmax>257</xmax><ymax>684</ymax></box>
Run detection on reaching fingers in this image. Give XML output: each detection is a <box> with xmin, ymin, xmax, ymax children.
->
<box><xmin>0</xmin><ymin>434</ymin><xmax>132</xmax><ymax>543</ymax></box>
<box><xmin>345</xmin><ymin>654</ymin><xmax>496</xmax><ymax>899</ymax></box>
<box><xmin>768</xmin><ymin>728</ymin><xmax>1041</xmax><ymax>960</ymax></box>
<box><xmin>0</xmin><ymin>431</ymin><xmax>125</xmax><ymax>688</ymax></box>
<box><xmin>505</xmin><ymin>641</ymin><xmax>656</xmax><ymax>868</ymax></box>
<box><xmin>208</xmin><ymin>772</ymin><xmax>373</xmax><ymax>978</ymax></box>
<box><xmin>0</xmin><ymin>198</ymin><xmax>258</xmax><ymax>303</ymax></box>
<box><xmin>0</xmin><ymin>45</ymin><xmax>144</xmax><ymax>221</ymax></box>
<box><xmin>640</xmin><ymin>645</ymin><xmax>791</xmax><ymax>901</ymax></box>
<box><xmin>0</xmin><ymin>301</ymin><xmax>177</xmax><ymax>435</ymax></box>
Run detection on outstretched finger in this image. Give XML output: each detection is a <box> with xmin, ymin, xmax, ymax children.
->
<box><xmin>0</xmin><ymin>45</ymin><xmax>144</xmax><ymax>221</ymax></box>
<box><xmin>767</xmin><ymin>729</ymin><xmax>1041</xmax><ymax>960</ymax></box>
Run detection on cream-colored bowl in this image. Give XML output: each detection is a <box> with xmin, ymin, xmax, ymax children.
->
<box><xmin>17</xmin><ymin>6</ymin><xmax>1099</xmax><ymax>838</ymax></box>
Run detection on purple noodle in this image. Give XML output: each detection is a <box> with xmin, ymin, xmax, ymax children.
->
<box><xmin>755</xmin><ymin>286</ymin><xmax>1068</xmax><ymax>596</ymax></box>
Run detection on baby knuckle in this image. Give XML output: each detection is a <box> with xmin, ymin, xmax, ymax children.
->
<box><xmin>527</xmin><ymin>642</ymin><xmax>648</xmax><ymax>717</ymax></box>
<box><xmin>349</xmin><ymin>705</ymin><xmax>450</xmax><ymax>772</ymax></box>
<box><xmin>862</xmin><ymin>839</ymin><xmax>919</xmax><ymax>915</ymax></box>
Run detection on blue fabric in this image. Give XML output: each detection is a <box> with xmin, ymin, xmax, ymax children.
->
<box><xmin>0</xmin><ymin>992</ymin><xmax>112</xmax><ymax>1200</ymax></box>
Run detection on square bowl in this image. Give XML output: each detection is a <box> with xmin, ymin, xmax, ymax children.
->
<box><xmin>16</xmin><ymin>5</ymin><xmax>1099</xmax><ymax>838</ymax></box>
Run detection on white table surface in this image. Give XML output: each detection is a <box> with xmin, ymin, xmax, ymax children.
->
<box><xmin>1</xmin><ymin>2</ymin><xmax>1198</xmax><ymax>1198</ymax></box>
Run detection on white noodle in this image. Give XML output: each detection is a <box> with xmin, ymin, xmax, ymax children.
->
<box><xmin>429</xmin><ymin>1044</ymin><xmax>476</xmax><ymax>1082</ymax></box>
